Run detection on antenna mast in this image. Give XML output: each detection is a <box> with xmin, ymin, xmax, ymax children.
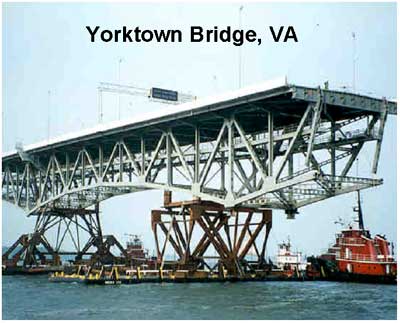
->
<box><xmin>356</xmin><ymin>190</ymin><xmax>365</xmax><ymax>231</ymax></box>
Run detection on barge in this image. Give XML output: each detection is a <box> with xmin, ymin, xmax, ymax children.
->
<box><xmin>2</xmin><ymin>264</ymin><xmax>64</xmax><ymax>275</ymax></box>
<box><xmin>81</xmin><ymin>266</ymin><xmax>309</xmax><ymax>285</ymax></box>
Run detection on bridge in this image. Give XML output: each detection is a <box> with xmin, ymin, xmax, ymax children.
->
<box><xmin>2</xmin><ymin>77</ymin><xmax>396</xmax><ymax>271</ymax></box>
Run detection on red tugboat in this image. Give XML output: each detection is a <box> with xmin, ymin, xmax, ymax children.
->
<box><xmin>309</xmin><ymin>191</ymin><xmax>396</xmax><ymax>284</ymax></box>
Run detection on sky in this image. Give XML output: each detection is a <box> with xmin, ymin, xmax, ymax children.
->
<box><xmin>2</xmin><ymin>2</ymin><xmax>397</xmax><ymax>258</ymax></box>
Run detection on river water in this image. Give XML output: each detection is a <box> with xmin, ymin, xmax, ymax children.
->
<box><xmin>2</xmin><ymin>275</ymin><xmax>396</xmax><ymax>319</ymax></box>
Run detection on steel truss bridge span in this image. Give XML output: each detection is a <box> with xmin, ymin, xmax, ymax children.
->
<box><xmin>2</xmin><ymin>79</ymin><xmax>396</xmax><ymax>218</ymax></box>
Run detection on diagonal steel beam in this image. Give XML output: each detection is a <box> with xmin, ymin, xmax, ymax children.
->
<box><xmin>119</xmin><ymin>141</ymin><xmax>141</xmax><ymax>176</ymax></box>
<box><xmin>169</xmin><ymin>131</ymin><xmax>194</xmax><ymax>182</ymax></box>
<box><xmin>372</xmin><ymin>102</ymin><xmax>389</xmax><ymax>174</ymax></box>
<box><xmin>144</xmin><ymin>134</ymin><xmax>166</xmax><ymax>181</ymax></box>
<box><xmin>341</xmin><ymin>143</ymin><xmax>364</xmax><ymax>177</ymax></box>
<box><xmin>199</xmin><ymin>121</ymin><xmax>227</xmax><ymax>188</ymax></box>
<box><xmin>306</xmin><ymin>89</ymin><xmax>323</xmax><ymax>166</ymax></box>
<box><xmin>276</xmin><ymin>103</ymin><xmax>314</xmax><ymax>180</ymax></box>
<box><xmin>233</xmin><ymin>119</ymin><xmax>268</xmax><ymax>181</ymax></box>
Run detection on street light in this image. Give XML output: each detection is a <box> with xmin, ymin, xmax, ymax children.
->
<box><xmin>118</xmin><ymin>57</ymin><xmax>124</xmax><ymax>120</ymax></box>
<box><xmin>352</xmin><ymin>32</ymin><xmax>356</xmax><ymax>92</ymax></box>
<box><xmin>98</xmin><ymin>87</ymin><xmax>103</xmax><ymax>124</ymax></box>
<box><xmin>213</xmin><ymin>75</ymin><xmax>218</xmax><ymax>93</ymax></box>
<box><xmin>47</xmin><ymin>90</ymin><xmax>51</xmax><ymax>140</ymax></box>
<box><xmin>238</xmin><ymin>5</ymin><xmax>244</xmax><ymax>89</ymax></box>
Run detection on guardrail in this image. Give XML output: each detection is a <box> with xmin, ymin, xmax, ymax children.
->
<box><xmin>338</xmin><ymin>237</ymin><xmax>365</xmax><ymax>246</ymax></box>
<box><xmin>336</xmin><ymin>252</ymin><xmax>395</xmax><ymax>262</ymax></box>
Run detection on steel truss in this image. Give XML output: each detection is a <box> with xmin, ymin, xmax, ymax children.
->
<box><xmin>151</xmin><ymin>196</ymin><xmax>272</xmax><ymax>276</ymax></box>
<box><xmin>2</xmin><ymin>204</ymin><xmax>127</xmax><ymax>267</ymax></box>
<box><xmin>2</xmin><ymin>92</ymin><xmax>388</xmax><ymax>218</ymax></box>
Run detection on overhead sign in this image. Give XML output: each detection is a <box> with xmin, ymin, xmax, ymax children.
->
<box><xmin>150</xmin><ymin>87</ymin><xmax>178</xmax><ymax>102</ymax></box>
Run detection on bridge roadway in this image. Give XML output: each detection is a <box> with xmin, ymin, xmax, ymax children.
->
<box><xmin>2</xmin><ymin>77</ymin><xmax>397</xmax><ymax>218</ymax></box>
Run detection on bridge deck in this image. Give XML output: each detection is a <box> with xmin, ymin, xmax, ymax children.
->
<box><xmin>2</xmin><ymin>77</ymin><xmax>396</xmax><ymax>214</ymax></box>
<box><xmin>2</xmin><ymin>77</ymin><xmax>396</xmax><ymax>167</ymax></box>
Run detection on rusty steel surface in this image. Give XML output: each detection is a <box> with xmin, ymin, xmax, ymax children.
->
<box><xmin>152</xmin><ymin>195</ymin><xmax>273</xmax><ymax>277</ymax></box>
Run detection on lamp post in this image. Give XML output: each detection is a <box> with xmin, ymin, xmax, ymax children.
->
<box><xmin>352</xmin><ymin>32</ymin><xmax>356</xmax><ymax>92</ymax></box>
<box><xmin>118</xmin><ymin>57</ymin><xmax>123</xmax><ymax>120</ymax></box>
<box><xmin>238</xmin><ymin>5</ymin><xmax>244</xmax><ymax>89</ymax></box>
<box><xmin>98</xmin><ymin>87</ymin><xmax>103</xmax><ymax>124</ymax></box>
<box><xmin>47</xmin><ymin>90</ymin><xmax>51</xmax><ymax>140</ymax></box>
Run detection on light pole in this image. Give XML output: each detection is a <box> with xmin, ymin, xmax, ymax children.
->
<box><xmin>213</xmin><ymin>75</ymin><xmax>218</xmax><ymax>93</ymax></box>
<box><xmin>47</xmin><ymin>90</ymin><xmax>51</xmax><ymax>140</ymax></box>
<box><xmin>238</xmin><ymin>5</ymin><xmax>244</xmax><ymax>89</ymax></box>
<box><xmin>118</xmin><ymin>57</ymin><xmax>123</xmax><ymax>120</ymax></box>
<box><xmin>352</xmin><ymin>32</ymin><xmax>356</xmax><ymax>92</ymax></box>
<box><xmin>98</xmin><ymin>87</ymin><xmax>103</xmax><ymax>124</ymax></box>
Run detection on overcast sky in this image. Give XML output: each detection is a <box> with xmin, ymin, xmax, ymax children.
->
<box><xmin>2</xmin><ymin>2</ymin><xmax>396</xmax><ymax>257</ymax></box>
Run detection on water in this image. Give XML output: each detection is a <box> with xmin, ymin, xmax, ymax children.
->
<box><xmin>2</xmin><ymin>276</ymin><xmax>396</xmax><ymax>320</ymax></box>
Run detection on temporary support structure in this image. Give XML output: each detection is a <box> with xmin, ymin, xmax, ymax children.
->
<box><xmin>2</xmin><ymin>204</ymin><xmax>127</xmax><ymax>269</ymax></box>
<box><xmin>151</xmin><ymin>192</ymin><xmax>272</xmax><ymax>277</ymax></box>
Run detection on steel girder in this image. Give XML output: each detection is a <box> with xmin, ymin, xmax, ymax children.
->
<box><xmin>2</xmin><ymin>100</ymin><xmax>386</xmax><ymax>217</ymax></box>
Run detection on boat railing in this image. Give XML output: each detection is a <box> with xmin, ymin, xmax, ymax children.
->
<box><xmin>337</xmin><ymin>252</ymin><xmax>395</xmax><ymax>262</ymax></box>
<box><xmin>338</xmin><ymin>237</ymin><xmax>365</xmax><ymax>246</ymax></box>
